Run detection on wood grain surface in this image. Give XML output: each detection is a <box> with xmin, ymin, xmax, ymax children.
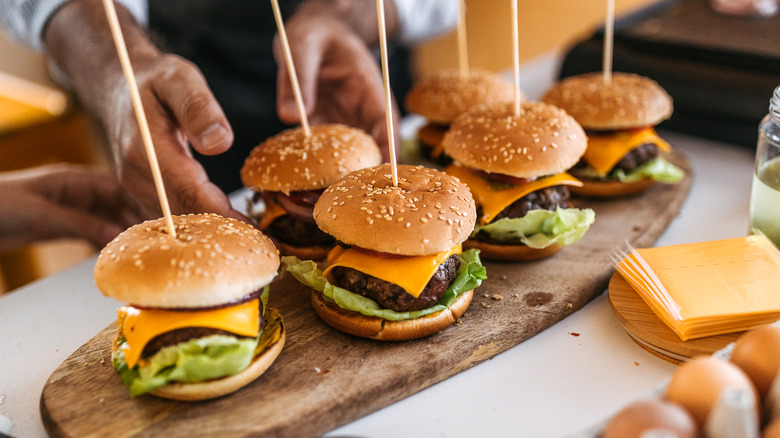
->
<box><xmin>41</xmin><ymin>152</ymin><xmax>692</xmax><ymax>438</ymax></box>
<box><xmin>608</xmin><ymin>272</ymin><xmax>739</xmax><ymax>365</ymax></box>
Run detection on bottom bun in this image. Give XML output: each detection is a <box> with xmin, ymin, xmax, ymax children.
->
<box><xmin>272</xmin><ymin>239</ymin><xmax>332</xmax><ymax>261</ymax></box>
<box><xmin>152</xmin><ymin>313</ymin><xmax>285</xmax><ymax>401</ymax></box>
<box><xmin>464</xmin><ymin>240</ymin><xmax>563</xmax><ymax>262</ymax></box>
<box><xmin>113</xmin><ymin>307</ymin><xmax>286</xmax><ymax>402</ymax></box>
<box><xmin>570</xmin><ymin>177</ymin><xmax>655</xmax><ymax>198</ymax></box>
<box><xmin>311</xmin><ymin>289</ymin><xmax>473</xmax><ymax>341</ymax></box>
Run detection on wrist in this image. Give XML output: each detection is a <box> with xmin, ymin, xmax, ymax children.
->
<box><xmin>43</xmin><ymin>0</ymin><xmax>160</xmax><ymax>122</ymax></box>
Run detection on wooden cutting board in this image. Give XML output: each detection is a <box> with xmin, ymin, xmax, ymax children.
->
<box><xmin>41</xmin><ymin>152</ymin><xmax>692</xmax><ymax>438</ymax></box>
<box><xmin>608</xmin><ymin>272</ymin><xmax>740</xmax><ymax>365</ymax></box>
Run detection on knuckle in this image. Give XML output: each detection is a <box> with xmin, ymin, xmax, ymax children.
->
<box><xmin>174</xmin><ymin>183</ymin><xmax>202</xmax><ymax>215</ymax></box>
<box><xmin>179</xmin><ymin>93</ymin><xmax>215</xmax><ymax>123</ymax></box>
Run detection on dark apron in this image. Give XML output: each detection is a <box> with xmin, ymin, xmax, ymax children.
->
<box><xmin>148</xmin><ymin>1</ymin><xmax>411</xmax><ymax>193</ymax></box>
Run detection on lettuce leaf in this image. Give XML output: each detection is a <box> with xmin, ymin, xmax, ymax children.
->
<box><xmin>281</xmin><ymin>249</ymin><xmax>486</xmax><ymax>321</ymax></box>
<box><xmin>113</xmin><ymin>286</ymin><xmax>273</xmax><ymax>397</ymax></box>
<box><xmin>612</xmin><ymin>157</ymin><xmax>685</xmax><ymax>183</ymax></box>
<box><xmin>472</xmin><ymin>207</ymin><xmax>594</xmax><ymax>248</ymax></box>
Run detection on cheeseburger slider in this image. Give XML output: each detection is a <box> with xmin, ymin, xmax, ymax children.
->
<box><xmin>241</xmin><ymin>124</ymin><xmax>381</xmax><ymax>260</ymax></box>
<box><xmin>284</xmin><ymin>164</ymin><xmax>486</xmax><ymax>341</ymax></box>
<box><xmin>405</xmin><ymin>68</ymin><xmax>517</xmax><ymax>165</ymax></box>
<box><xmin>541</xmin><ymin>72</ymin><xmax>684</xmax><ymax>197</ymax></box>
<box><xmin>94</xmin><ymin>213</ymin><xmax>285</xmax><ymax>400</ymax></box>
<box><xmin>441</xmin><ymin>101</ymin><xmax>595</xmax><ymax>261</ymax></box>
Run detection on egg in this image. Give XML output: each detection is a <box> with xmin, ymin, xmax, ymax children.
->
<box><xmin>764</xmin><ymin>417</ymin><xmax>780</xmax><ymax>438</ymax></box>
<box><xmin>731</xmin><ymin>324</ymin><xmax>780</xmax><ymax>400</ymax></box>
<box><xmin>602</xmin><ymin>398</ymin><xmax>698</xmax><ymax>438</ymax></box>
<box><xmin>664</xmin><ymin>356</ymin><xmax>759</xmax><ymax>426</ymax></box>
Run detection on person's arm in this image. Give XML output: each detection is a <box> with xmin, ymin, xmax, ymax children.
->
<box><xmin>41</xmin><ymin>0</ymin><xmax>247</xmax><ymax>221</ymax></box>
<box><xmin>0</xmin><ymin>164</ymin><xmax>142</xmax><ymax>251</ymax></box>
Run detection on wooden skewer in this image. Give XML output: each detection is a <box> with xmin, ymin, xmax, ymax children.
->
<box><xmin>270</xmin><ymin>0</ymin><xmax>311</xmax><ymax>137</ymax></box>
<box><xmin>101</xmin><ymin>0</ymin><xmax>176</xmax><ymax>238</ymax></box>
<box><xmin>375</xmin><ymin>0</ymin><xmax>398</xmax><ymax>187</ymax></box>
<box><xmin>511</xmin><ymin>0</ymin><xmax>521</xmax><ymax>116</ymax></box>
<box><xmin>603</xmin><ymin>0</ymin><xmax>615</xmax><ymax>84</ymax></box>
<box><xmin>457</xmin><ymin>0</ymin><xmax>469</xmax><ymax>80</ymax></box>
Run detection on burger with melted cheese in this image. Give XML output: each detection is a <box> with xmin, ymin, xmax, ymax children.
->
<box><xmin>284</xmin><ymin>164</ymin><xmax>486</xmax><ymax>341</ymax></box>
<box><xmin>441</xmin><ymin>101</ymin><xmax>595</xmax><ymax>261</ymax></box>
<box><xmin>241</xmin><ymin>124</ymin><xmax>382</xmax><ymax>260</ymax></box>
<box><xmin>405</xmin><ymin>68</ymin><xmax>518</xmax><ymax>165</ymax></box>
<box><xmin>94</xmin><ymin>213</ymin><xmax>285</xmax><ymax>400</ymax></box>
<box><xmin>541</xmin><ymin>72</ymin><xmax>684</xmax><ymax>197</ymax></box>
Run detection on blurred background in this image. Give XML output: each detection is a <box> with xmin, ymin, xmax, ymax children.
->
<box><xmin>0</xmin><ymin>0</ymin><xmax>657</xmax><ymax>293</ymax></box>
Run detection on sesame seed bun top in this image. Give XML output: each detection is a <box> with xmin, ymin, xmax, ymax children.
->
<box><xmin>540</xmin><ymin>72</ymin><xmax>673</xmax><ymax>130</ymax></box>
<box><xmin>313</xmin><ymin>164</ymin><xmax>476</xmax><ymax>256</ymax></box>
<box><xmin>94</xmin><ymin>214</ymin><xmax>280</xmax><ymax>308</ymax></box>
<box><xmin>240</xmin><ymin>124</ymin><xmax>382</xmax><ymax>194</ymax></box>
<box><xmin>405</xmin><ymin>68</ymin><xmax>519</xmax><ymax>124</ymax></box>
<box><xmin>441</xmin><ymin>101</ymin><xmax>587</xmax><ymax>178</ymax></box>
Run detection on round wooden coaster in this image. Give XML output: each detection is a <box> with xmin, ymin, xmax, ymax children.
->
<box><xmin>607</xmin><ymin>272</ymin><xmax>740</xmax><ymax>364</ymax></box>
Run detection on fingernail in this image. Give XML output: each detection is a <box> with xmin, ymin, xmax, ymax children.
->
<box><xmin>199</xmin><ymin>124</ymin><xmax>229</xmax><ymax>150</ymax></box>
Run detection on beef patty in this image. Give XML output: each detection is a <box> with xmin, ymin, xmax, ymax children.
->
<box><xmin>330</xmin><ymin>254</ymin><xmax>460</xmax><ymax>312</ymax></box>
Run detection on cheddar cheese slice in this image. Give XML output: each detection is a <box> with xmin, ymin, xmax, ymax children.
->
<box><xmin>584</xmin><ymin>127</ymin><xmax>671</xmax><ymax>175</ymax></box>
<box><xmin>444</xmin><ymin>164</ymin><xmax>582</xmax><ymax>225</ymax></box>
<box><xmin>257</xmin><ymin>195</ymin><xmax>287</xmax><ymax>231</ymax></box>
<box><xmin>617</xmin><ymin>236</ymin><xmax>780</xmax><ymax>340</ymax></box>
<box><xmin>118</xmin><ymin>299</ymin><xmax>260</xmax><ymax>368</ymax></box>
<box><xmin>321</xmin><ymin>244</ymin><xmax>462</xmax><ymax>298</ymax></box>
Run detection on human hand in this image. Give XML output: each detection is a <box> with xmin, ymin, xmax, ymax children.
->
<box><xmin>43</xmin><ymin>1</ymin><xmax>249</xmax><ymax>224</ymax></box>
<box><xmin>274</xmin><ymin>13</ymin><xmax>400</xmax><ymax>161</ymax></box>
<box><xmin>105</xmin><ymin>53</ymin><xmax>250</xmax><ymax>222</ymax></box>
<box><xmin>0</xmin><ymin>164</ymin><xmax>143</xmax><ymax>251</ymax></box>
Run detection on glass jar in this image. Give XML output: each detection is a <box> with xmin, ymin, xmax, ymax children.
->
<box><xmin>749</xmin><ymin>86</ymin><xmax>780</xmax><ymax>246</ymax></box>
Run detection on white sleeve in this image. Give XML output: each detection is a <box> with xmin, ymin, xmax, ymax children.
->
<box><xmin>393</xmin><ymin>0</ymin><xmax>459</xmax><ymax>44</ymax></box>
<box><xmin>0</xmin><ymin>0</ymin><xmax>148</xmax><ymax>51</ymax></box>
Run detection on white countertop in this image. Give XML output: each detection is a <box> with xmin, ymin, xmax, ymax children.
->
<box><xmin>0</xmin><ymin>52</ymin><xmax>760</xmax><ymax>437</ymax></box>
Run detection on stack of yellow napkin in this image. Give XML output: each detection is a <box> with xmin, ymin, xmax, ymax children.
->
<box><xmin>616</xmin><ymin>235</ymin><xmax>780</xmax><ymax>341</ymax></box>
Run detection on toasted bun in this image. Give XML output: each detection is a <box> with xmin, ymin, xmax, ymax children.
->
<box><xmin>441</xmin><ymin>102</ymin><xmax>587</xmax><ymax>178</ymax></box>
<box><xmin>405</xmin><ymin>68</ymin><xmax>518</xmax><ymax>124</ymax></box>
<box><xmin>241</xmin><ymin>124</ymin><xmax>382</xmax><ymax>193</ymax></box>
<box><xmin>540</xmin><ymin>72</ymin><xmax>673</xmax><ymax>130</ymax></box>
<box><xmin>112</xmin><ymin>308</ymin><xmax>286</xmax><ymax>401</ymax></box>
<box><xmin>313</xmin><ymin>164</ymin><xmax>476</xmax><ymax>256</ymax></box>
<box><xmin>464</xmin><ymin>240</ymin><xmax>563</xmax><ymax>261</ymax></box>
<box><xmin>311</xmin><ymin>289</ymin><xmax>472</xmax><ymax>341</ymax></box>
<box><xmin>94</xmin><ymin>214</ymin><xmax>279</xmax><ymax>308</ymax></box>
<box><xmin>570</xmin><ymin>177</ymin><xmax>656</xmax><ymax>197</ymax></box>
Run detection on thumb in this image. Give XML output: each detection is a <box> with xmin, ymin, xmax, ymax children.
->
<box><xmin>153</xmin><ymin>56</ymin><xmax>234</xmax><ymax>156</ymax></box>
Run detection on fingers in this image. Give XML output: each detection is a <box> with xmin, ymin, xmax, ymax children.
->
<box><xmin>31</xmin><ymin>163</ymin><xmax>146</xmax><ymax>227</ymax></box>
<box><xmin>0</xmin><ymin>193</ymin><xmax>125</xmax><ymax>252</ymax></box>
<box><xmin>274</xmin><ymin>23</ymin><xmax>324</xmax><ymax>124</ymax></box>
<box><xmin>152</xmin><ymin>55</ymin><xmax>234</xmax><ymax>156</ymax></box>
<box><xmin>153</xmin><ymin>148</ymin><xmax>251</xmax><ymax>222</ymax></box>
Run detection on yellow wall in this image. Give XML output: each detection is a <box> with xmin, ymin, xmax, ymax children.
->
<box><xmin>413</xmin><ymin>0</ymin><xmax>659</xmax><ymax>77</ymax></box>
